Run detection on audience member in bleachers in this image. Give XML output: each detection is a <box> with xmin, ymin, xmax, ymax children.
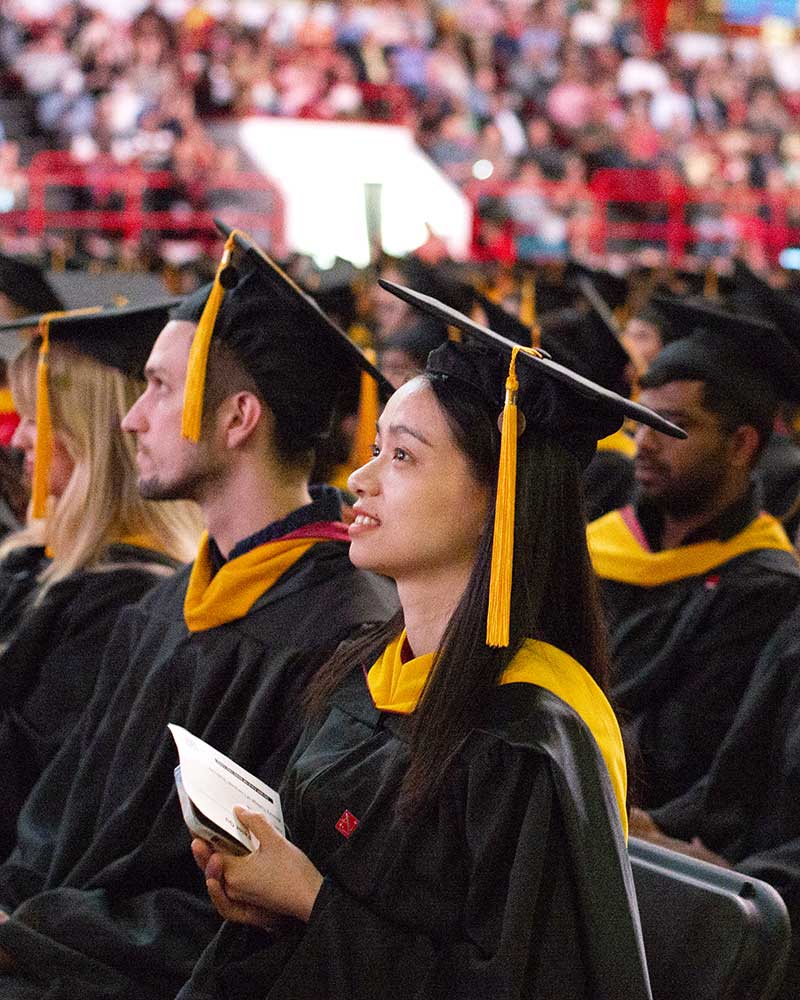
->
<box><xmin>6</xmin><ymin>1</ymin><xmax>800</xmax><ymax>275</ymax></box>
<box><xmin>0</xmin><ymin>230</ymin><xmax>396</xmax><ymax>999</ymax></box>
<box><xmin>0</xmin><ymin>302</ymin><xmax>200</xmax><ymax>859</ymax></box>
<box><xmin>588</xmin><ymin>303</ymin><xmax>800</xmax><ymax>809</ymax></box>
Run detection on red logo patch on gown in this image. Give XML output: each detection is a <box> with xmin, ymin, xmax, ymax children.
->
<box><xmin>335</xmin><ymin>810</ymin><xmax>359</xmax><ymax>838</ymax></box>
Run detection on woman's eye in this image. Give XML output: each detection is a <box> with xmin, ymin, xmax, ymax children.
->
<box><xmin>393</xmin><ymin>448</ymin><xmax>408</xmax><ymax>462</ymax></box>
<box><xmin>370</xmin><ymin>443</ymin><xmax>380</xmax><ymax>457</ymax></box>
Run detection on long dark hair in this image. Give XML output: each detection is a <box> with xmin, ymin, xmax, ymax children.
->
<box><xmin>307</xmin><ymin>371</ymin><xmax>610</xmax><ymax>817</ymax></box>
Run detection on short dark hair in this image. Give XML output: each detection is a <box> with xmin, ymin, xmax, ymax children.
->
<box><xmin>639</xmin><ymin>365</ymin><xmax>775</xmax><ymax>458</ymax></box>
<box><xmin>204</xmin><ymin>337</ymin><xmax>315</xmax><ymax>470</ymax></box>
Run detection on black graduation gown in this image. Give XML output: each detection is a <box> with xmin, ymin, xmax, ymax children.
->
<box><xmin>179</xmin><ymin>667</ymin><xmax>652</xmax><ymax>1000</ymax></box>
<box><xmin>0</xmin><ymin>496</ymin><xmax>18</xmax><ymax>541</ymax></box>
<box><xmin>755</xmin><ymin>432</ymin><xmax>800</xmax><ymax>529</ymax></box>
<box><xmin>650</xmin><ymin>606</ymin><xmax>800</xmax><ymax>1000</ymax></box>
<box><xmin>592</xmin><ymin>504</ymin><xmax>800</xmax><ymax>809</ymax></box>
<box><xmin>0</xmin><ymin>543</ymin><xmax>181</xmax><ymax>861</ymax></box>
<box><xmin>582</xmin><ymin>449</ymin><xmax>635</xmax><ymax>523</ymax></box>
<box><xmin>0</xmin><ymin>546</ymin><xmax>47</xmax><ymax>649</ymax></box>
<box><xmin>0</xmin><ymin>541</ymin><xmax>397</xmax><ymax>1000</ymax></box>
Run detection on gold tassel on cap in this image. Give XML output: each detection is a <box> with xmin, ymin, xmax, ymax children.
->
<box><xmin>519</xmin><ymin>274</ymin><xmax>540</xmax><ymax>349</ymax></box>
<box><xmin>181</xmin><ymin>230</ymin><xmax>239</xmax><ymax>442</ymax></box>
<box><xmin>703</xmin><ymin>266</ymin><xmax>718</xmax><ymax>299</ymax></box>
<box><xmin>486</xmin><ymin>347</ymin><xmax>519</xmax><ymax>647</ymax></box>
<box><xmin>348</xmin><ymin>348</ymin><xmax>380</xmax><ymax>471</ymax></box>
<box><xmin>486</xmin><ymin>345</ymin><xmax>541</xmax><ymax>647</ymax></box>
<box><xmin>31</xmin><ymin>313</ymin><xmax>60</xmax><ymax>519</ymax></box>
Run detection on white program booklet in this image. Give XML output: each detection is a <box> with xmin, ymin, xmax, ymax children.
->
<box><xmin>169</xmin><ymin>723</ymin><xmax>285</xmax><ymax>856</ymax></box>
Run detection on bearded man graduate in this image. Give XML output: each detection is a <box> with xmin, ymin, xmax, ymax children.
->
<box><xmin>0</xmin><ymin>228</ymin><xmax>397</xmax><ymax>1000</ymax></box>
<box><xmin>588</xmin><ymin>297</ymin><xmax>800</xmax><ymax>810</ymax></box>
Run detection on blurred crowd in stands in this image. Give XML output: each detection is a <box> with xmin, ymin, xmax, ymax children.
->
<box><xmin>1</xmin><ymin>0</ymin><xmax>800</xmax><ymax>273</ymax></box>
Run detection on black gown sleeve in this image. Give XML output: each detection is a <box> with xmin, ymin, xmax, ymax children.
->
<box><xmin>0</xmin><ymin>599</ymin><xmax>150</xmax><ymax>909</ymax></box>
<box><xmin>0</xmin><ymin>566</ymin><xmax>169</xmax><ymax>861</ymax></box>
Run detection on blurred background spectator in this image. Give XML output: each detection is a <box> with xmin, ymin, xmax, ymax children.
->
<box><xmin>0</xmin><ymin>0</ymin><xmax>799</xmax><ymax>278</ymax></box>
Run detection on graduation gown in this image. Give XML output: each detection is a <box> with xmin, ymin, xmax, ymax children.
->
<box><xmin>0</xmin><ymin>546</ymin><xmax>48</xmax><ymax>650</ymax></box>
<box><xmin>582</xmin><ymin>451</ymin><xmax>635</xmax><ymax>523</ymax></box>
<box><xmin>0</xmin><ymin>495</ymin><xmax>18</xmax><ymax>541</ymax></box>
<box><xmin>179</xmin><ymin>666</ymin><xmax>652</xmax><ymax>1000</ymax></box>
<box><xmin>650</xmin><ymin>606</ymin><xmax>800</xmax><ymax>1000</ymax></box>
<box><xmin>0</xmin><ymin>543</ymin><xmax>180</xmax><ymax>861</ymax></box>
<box><xmin>588</xmin><ymin>498</ymin><xmax>800</xmax><ymax>809</ymax></box>
<box><xmin>0</xmin><ymin>537</ymin><xmax>397</xmax><ymax>1000</ymax></box>
<box><xmin>582</xmin><ymin>428</ymin><xmax>636</xmax><ymax>524</ymax></box>
<box><xmin>755</xmin><ymin>432</ymin><xmax>800</xmax><ymax>529</ymax></box>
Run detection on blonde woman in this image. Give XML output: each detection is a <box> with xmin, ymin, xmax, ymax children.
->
<box><xmin>0</xmin><ymin>302</ymin><xmax>201</xmax><ymax>860</ymax></box>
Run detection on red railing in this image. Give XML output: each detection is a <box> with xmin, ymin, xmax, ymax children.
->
<box><xmin>4</xmin><ymin>157</ymin><xmax>800</xmax><ymax>268</ymax></box>
<box><xmin>3</xmin><ymin>151</ymin><xmax>286</xmax><ymax>255</ymax></box>
<box><xmin>468</xmin><ymin>169</ymin><xmax>800</xmax><ymax>267</ymax></box>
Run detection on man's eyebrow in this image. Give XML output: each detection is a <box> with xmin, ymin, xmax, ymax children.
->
<box><xmin>652</xmin><ymin>409</ymin><xmax>692</xmax><ymax>422</ymax></box>
<box><xmin>144</xmin><ymin>363</ymin><xmax>167</xmax><ymax>379</ymax></box>
<box><xmin>376</xmin><ymin>422</ymin><xmax>433</xmax><ymax>447</ymax></box>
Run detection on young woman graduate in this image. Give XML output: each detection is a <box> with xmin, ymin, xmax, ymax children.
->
<box><xmin>0</xmin><ymin>302</ymin><xmax>201</xmax><ymax>860</ymax></box>
<box><xmin>179</xmin><ymin>283</ymin><xmax>686</xmax><ymax>1000</ymax></box>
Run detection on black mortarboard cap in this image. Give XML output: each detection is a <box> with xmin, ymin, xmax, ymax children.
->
<box><xmin>45</xmin><ymin>270</ymin><xmax>172</xmax><ymax>311</ymax></box>
<box><xmin>0</xmin><ymin>253</ymin><xmax>63</xmax><ymax>315</ymax></box>
<box><xmin>381</xmin><ymin>255</ymin><xmax>473</xmax><ymax>316</ymax></box>
<box><xmin>0</xmin><ymin>299</ymin><xmax>180</xmax><ymax>376</ymax></box>
<box><xmin>565</xmin><ymin>261</ymin><xmax>630</xmax><ymax>311</ymax></box>
<box><xmin>574</xmin><ymin>277</ymin><xmax>633</xmax><ymax>397</ymax></box>
<box><xmin>0</xmin><ymin>299</ymin><xmax>179</xmax><ymax>518</ymax></box>
<box><xmin>474</xmin><ymin>292</ymin><xmax>585</xmax><ymax>371</ymax></box>
<box><xmin>508</xmin><ymin>261</ymin><xmax>576</xmax><ymax>314</ymax></box>
<box><xmin>731</xmin><ymin>259</ymin><xmax>800</xmax><ymax>354</ymax></box>
<box><xmin>476</xmin><ymin>281</ymin><xmax>633</xmax><ymax>399</ymax></box>
<box><xmin>648</xmin><ymin>294</ymin><xmax>800</xmax><ymax>405</ymax></box>
<box><xmin>380</xmin><ymin>279</ymin><xmax>685</xmax><ymax>467</ymax></box>
<box><xmin>176</xmin><ymin>223</ymin><xmax>391</xmax><ymax>445</ymax></box>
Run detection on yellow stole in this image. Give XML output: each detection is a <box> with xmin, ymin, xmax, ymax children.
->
<box><xmin>367</xmin><ymin>632</ymin><xmax>628</xmax><ymax>837</ymax></box>
<box><xmin>0</xmin><ymin>387</ymin><xmax>15</xmax><ymax>413</ymax></box>
<box><xmin>596</xmin><ymin>427</ymin><xmax>636</xmax><ymax>460</ymax></box>
<box><xmin>183</xmin><ymin>531</ymin><xmax>318</xmax><ymax>632</ymax></box>
<box><xmin>588</xmin><ymin>508</ymin><xmax>797</xmax><ymax>588</ymax></box>
<box><xmin>44</xmin><ymin>532</ymin><xmax>168</xmax><ymax>561</ymax></box>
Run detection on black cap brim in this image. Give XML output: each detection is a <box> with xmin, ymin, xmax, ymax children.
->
<box><xmin>0</xmin><ymin>299</ymin><xmax>182</xmax><ymax>377</ymax></box>
<box><xmin>650</xmin><ymin>293</ymin><xmax>800</xmax><ymax>403</ymax></box>
<box><xmin>215</xmin><ymin>220</ymin><xmax>392</xmax><ymax>403</ymax></box>
<box><xmin>378</xmin><ymin>279</ymin><xmax>686</xmax><ymax>440</ymax></box>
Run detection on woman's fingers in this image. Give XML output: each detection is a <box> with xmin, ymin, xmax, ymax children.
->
<box><xmin>206</xmin><ymin>877</ymin><xmax>276</xmax><ymax>930</ymax></box>
<box><xmin>234</xmin><ymin>807</ymin><xmax>279</xmax><ymax>848</ymax></box>
<box><xmin>191</xmin><ymin>838</ymin><xmax>214</xmax><ymax>873</ymax></box>
<box><xmin>205</xmin><ymin>851</ymin><xmax>225</xmax><ymax>882</ymax></box>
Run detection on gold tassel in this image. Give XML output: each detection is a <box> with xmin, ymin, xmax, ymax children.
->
<box><xmin>486</xmin><ymin>347</ymin><xmax>521</xmax><ymax>647</ymax></box>
<box><xmin>348</xmin><ymin>348</ymin><xmax>380</xmax><ymax>471</ymax></box>
<box><xmin>704</xmin><ymin>266</ymin><xmax>718</xmax><ymax>299</ymax></box>
<box><xmin>31</xmin><ymin>314</ymin><xmax>60</xmax><ymax>519</ymax></box>
<box><xmin>519</xmin><ymin>274</ymin><xmax>540</xmax><ymax>349</ymax></box>
<box><xmin>181</xmin><ymin>231</ymin><xmax>238</xmax><ymax>442</ymax></box>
